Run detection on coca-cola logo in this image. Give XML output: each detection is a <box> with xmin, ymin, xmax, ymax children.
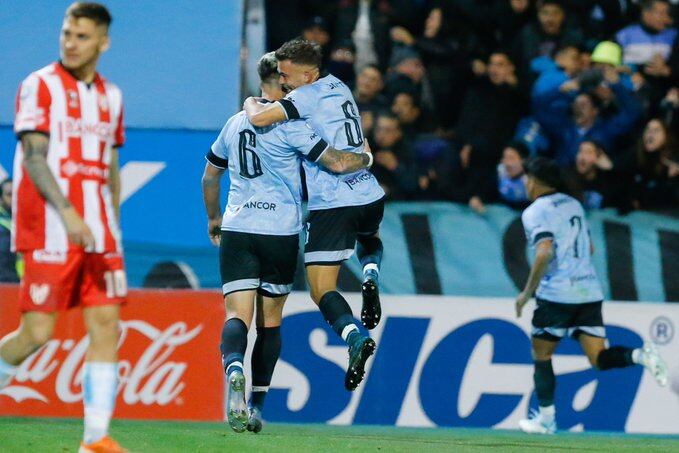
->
<box><xmin>0</xmin><ymin>320</ymin><xmax>202</xmax><ymax>406</ymax></box>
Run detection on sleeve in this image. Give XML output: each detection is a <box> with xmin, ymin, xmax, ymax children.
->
<box><xmin>205</xmin><ymin>125</ymin><xmax>229</xmax><ymax>169</ymax></box>
<box><xmin>279</xmin><ymin>86</ymin><xmax>313</xmax><ymax>120</ymax></box>
<box><xmin>283</xmin><ymin>122</ymin><xmax>328</xmax><ymax>162</ymax></box>
<box><xmin>114</xmin><ymin>96</ymin><xmax>125</xmax><ymax>147</ymax></box>
<box><xmin>14</xmin><ymin>74</ymin><xmax>51</xmax><ymax>137</ymax></box>
<box><xmin>521</xmin><ymin>205</ymin><xmax>554</xmax><ymax>246</ymax></box>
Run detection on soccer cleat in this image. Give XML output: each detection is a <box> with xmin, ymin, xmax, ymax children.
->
<box><xmin>226</xmin><ymin>370</ymin><xmax>248</xmax><ymax>433</ymax></box>
<box><xmin>246</xmin><ymin>406</ymin><xmax>263</xmax><ymax>433</ymax></box>
<box><xmin>518</xmin><ymin>410</ymin><xmax>557</xmax><ymax>434</ymax></box>
<box><xmin>78</xmin><ymin>436</ymin><xmax>127</xmax><ymax>453</ymax></box>
<box><xmin>360</xmin><ymin>278</ymin><xmax>381</xmax><ymax>330</ymax></box>
<box><xmin>345</xmin><ymin>335</ymin><xmax>376</xmax><ymax>391</ymax></box>
<box><xmin>637</xmin><ymin>343</ymin><xmax>668</xmax><ymax>387</ymax></box>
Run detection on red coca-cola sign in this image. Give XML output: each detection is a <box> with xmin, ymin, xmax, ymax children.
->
<box><xmin>0</xmin><ymin>286</ymin><xmax>224</xmax><ymax>421</ymax></box>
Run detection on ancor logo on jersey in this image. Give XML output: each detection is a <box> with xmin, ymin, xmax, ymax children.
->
<box><xmin>29</xmin><ymin>284</ymin><xmax>50</xmax><ymax>306</ymax></box>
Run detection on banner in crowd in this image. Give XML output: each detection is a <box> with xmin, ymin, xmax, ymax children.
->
<box><xmin>0</xmin><ymin>286</ymin><xmax>224</xmax><ymax>421</ymax></box>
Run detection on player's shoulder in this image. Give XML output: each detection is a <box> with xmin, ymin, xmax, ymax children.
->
<box><xmin>21</xmin><ymin>63</ymin><xmax>57</xmax><ymax>86</ymax></box>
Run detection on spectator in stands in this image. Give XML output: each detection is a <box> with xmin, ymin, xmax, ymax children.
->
<box><xmin>616</xmin><ymin>0</ymin><xmax>677</xmax><ymax>113</ymax></box>
<box><xmin>391</xmin><ymin>91</ymin><xmax>434</xmax><ymax>139</ymax></box>
<box><xmin>512</xmin><ymin>0</ymin><xmax>584</xmax><ymax>79</ymax></box>
<box><xmin>455</xmin><ymin>52</ymin><xmax>527</xmax><ymax>184</ymax></box>
<box><xmin>630</xmin><ymin>118</ymin><xmax>679</xmax><ymax>209</ymax></box>
<box><xmin>0</xmin><ymin>178</ymin><xmax>19</xmax><ymax>283</ymax></box>
<box><xmin>497</xmin><ymin>141</ymin><xmax>530</xmax><ymax>209</ymax></box>
<box><xmin>353</xmin><ymin>64</ymin><xmax>387</xmax><ymax>137</ymax></box>
<box><xmin>327</xmin><ymin>40</ymin><xmax>357</xmax><ymax>86</ymax></box>
<box><xmin>532</xmin><ymin>44</ymin><xmax>583</xmax><ymax>99</ymax></box>
<box><xmin>567</xmin><ymin>140</ymin><xmax>627</xmax><ymax>210</ymax></box>
<box><xmin>371</xmin><ymin>112</ymin><xmax>419</xmax><ymax>199</ymax></box>
<box><xmin>335</xmin><ymin>0</ymin><xmax>393</xmax><ymax>72</ymax></box>
<box><xmin>384</xmin><ymin>45</ymin><xmax>434</xmax><ymax>117</ymax></box>
<box><xmin>533</xmin><ymin>65</ymin><xmax>642</xmax><ymax>165</ymax></box>
<box><xmin>490</xmin><ymin>0</ymin><xmax>535</xmax><ymax>51</ymax></box>
<box><xmin>390</xmin><ymin>5</ymin><xmax>470</xmax><ymax>129</ymax></box>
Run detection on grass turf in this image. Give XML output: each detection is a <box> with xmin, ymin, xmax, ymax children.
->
<box><xmin>1</xmin><ymin>417</ymin><xmax>679</xmax><ymax>452</ymax></box>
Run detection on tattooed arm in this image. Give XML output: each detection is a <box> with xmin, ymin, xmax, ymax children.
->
<box><xmin>317</xmin><ymin>139</ymin><xmax>373</xmax><ymax>174</ymax></box>
<box><xmin>21</xmin><ymin>132</ymin><xmax>94</xmax><ymax>248</ymax></box>
<box><xmin>109</xmin><ymin>146</ymin><xmax>121</xmax><ymax>221</ymax></box>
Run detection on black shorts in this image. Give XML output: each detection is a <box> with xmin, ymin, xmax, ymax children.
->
<box><xmin>220</xmin><ymin>230</ymin><xmax>298</xmax><ymax>297</ymax></box>
<box><xmin>304</xmin><ymin>197</ymin><xmax>385</xmax><ymax>265</ymax></box>
<box><xmin>531</xmin><ymin>298</ymin><xmax>606</xmax><ymax>342</ymax></box>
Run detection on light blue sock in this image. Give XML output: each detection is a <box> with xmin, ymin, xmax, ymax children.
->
<box><xmin>83</xmin><ymin>362</ymin><xmax>118</xmax><ymax>444</ymax></box>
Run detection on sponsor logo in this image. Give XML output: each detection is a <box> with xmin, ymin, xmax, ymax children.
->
<box><xmin>29</xmin><ymin>284</ymin><xmax>50</xmax><ymax>305</ymax></box>
<box><xmin>67</xmin><ymin>89</ymin><xmax>79</xmax><ymax>109</ymax></box>
<box><xmin>242</xmin><ymin>201</ymin><xmax>276</xmax><ymax>211</ymax></box>
<box><xmin>61</xmin><ymin>118</ymin><xmax>112</xmax><ymax>141</ymax></box>
<box><xmin>98</xmin><ymin>95</ymin><xmax>109</xmax><ymax>112</ymax></box>
<box><xmin>60</xmin><ymin>159</ymin><xmax>108</xmax><ymax>181</ymax></box>
<box><xmin>650</xmin><ymin>316</ymin><xmax>674</xmax><ymax>345</ymax></box>
<box><xmin>32</xmin><ymin>250</ymin><xmax>67</xmax><ymax>263</ymax></box>
<box><xmin>0</xmin><ymin>320</ymin><xmax>202</xmax><ymax>406</ymax></box>
<box><xmin>343</xmin><ymin>172</ymin><xmax>373</xmax><ymax>190</ymax></box>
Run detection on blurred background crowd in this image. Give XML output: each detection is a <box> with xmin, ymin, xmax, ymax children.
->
<box><xmin>263</xmin><ymin>0</ymin><xmax>679</xmax><ymax>214</ymax></box>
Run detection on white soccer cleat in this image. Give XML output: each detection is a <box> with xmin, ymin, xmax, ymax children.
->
<box><xmin>637</xmin><ymin>343</ymin><xmax>668</xmax><ymax>387</ymax></box>
<box><xmin>519</xmin><ymin>410</ymin><xmax>557</xmax><ymax>434</ymax></box>
<box><xmin>226</xmin><ymin>370</ymin><xmax>248</xmax><ymax>433</ymax></box>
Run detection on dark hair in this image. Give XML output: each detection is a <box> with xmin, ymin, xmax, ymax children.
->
<box><xmin>637</xmin><ymin>118</ymin><xmax>678</xmax><ymax>176</ymax></box>
<box><xmin>275</xmin><ymin>39</ymin><xmax>322</xmax><ymax>68</ymax></box>
<box><xmin>257</xmin><ymin>52</ymin><xmax>279</xmax><ymax>84</ymax></box>
<box><xmin>525</xmin><ymin>157</ymin><xmax>564</xmax><ymax>190</ymax></box>
<box><xmin>641</xmin><ymin>0</ymin><xmax>669</xmax><ymax>11</ymax></box>
<box><xmin>506</xmin><ymin>140</ymin><xmax>530</xmax><ymax>159</ymax></box>
<box><xmin>0</xmin><ymin>178</ymin><xmax>11</xmax><ymax>196</ymax></box>
<box><xmin>65</xmin><ymin>2</ymin><xmax>112</xmax><ymax>27</ymax></box>
<box><xmin>361</xmin><ymin>64</ymin><xmax>382</xmax><ymax>74</ymax></box>
<box><xmin>376</xmin><ymin>110</ymin><xmax>400</xmax><ymax>124</ymax></box>
<box><xmin>539</xmin><ymin>0</ymin><xmax>565</xmax><ymax>9</ymax></box>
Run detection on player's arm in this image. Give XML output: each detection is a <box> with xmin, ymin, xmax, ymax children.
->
<box><xmin>21</xmin><ymin>132</ymin><xmax>94</xmax><ymax>248</ymax></box>
<box><xmin>201</xmin><ymin>160</ymin><xmax>225</xmax><ymax>247</ymax></box>
<box><xmin>243</xmin><ymin>97</ymin><xmax>288</xmax><ymax>127</ymax></box>
<box><xmin>516</xmin><ymin>239</ymin><xmax>554</xmax><ymax>317</ymax></box>
<box><xmin>109</xmin><ymin>146</ymin><xmax>121</xmax><ymax>222</ymax></box>
<box><xmin>317</xmin><ymin>141</ymin><xmax>373</xmax><ymax>174</ymax></box>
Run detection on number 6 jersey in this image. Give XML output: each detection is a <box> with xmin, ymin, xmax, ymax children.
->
<box><xmin>208</xmin><ymin>110</ymin><xmax>327</xmax><ymax>235</ymax></box>
<box><xmin>521</xmin><ymin>192</ymin><xmax>604</xmax><ymax>304</ymax></box>
<box><xmin>278</xmin><ymin>74</ymin><xmax>384</xmax><ymax>210</ymax></box>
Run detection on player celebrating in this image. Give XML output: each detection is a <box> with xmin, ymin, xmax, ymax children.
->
<box><xmin>0</xmin><ymin>3</ymin><xmax>127</xmax><ymax>452</ymax></box>
<box><xmin>243</xmin><ymin>39</ymin><xmax>385</xmax><ymax>391</ymax></box>
<box><xmin>516</xmin><ymin>157</ymin><xmax>668</xmax><ymax>435</ymax></box>
<box><xmin>203</xmin><ymin>52</ymin><xmax>372</xmax><ymax>433</ymax></box>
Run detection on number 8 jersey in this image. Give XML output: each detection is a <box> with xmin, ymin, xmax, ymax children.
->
<box><xmin>278</xmin><ymin>74</ymin><xmax>384</xmax><ymax>210</ymax></box>
<box><xmin>521</xmin><ymin>192</ymin><xmax>604</xmax><ymax>304</ymax></box>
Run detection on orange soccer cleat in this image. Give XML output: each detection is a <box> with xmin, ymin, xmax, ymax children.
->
<box><xmin>78</xmin><ymin>435</ymin><xmax>128</xmax><ymax>453</ymax></box>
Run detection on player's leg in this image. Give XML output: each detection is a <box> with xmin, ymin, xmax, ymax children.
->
<box><xmin>0</xmin><ymin>311</ymin><xmax>57</xmax><ymax>388</ymax></box>
<box><xmin>248</xmin><ymin>292</ymin><xmax>285</xmax><ymax>433</ymax></box>
<box><xmin>219</xmin><ymin>231</ymin><xmax>260</xmax><ymax>433</ymax></box>
<box><xmin>79</xmin><ymin>252</ymin><xmax>127</xmax><ymax>452</ymax></box>
<box><xmin>519</xmin><ymin>299</ymin><xmax>565</xmax><ymax>434</ymax></box>
<box><xmin>355</xmin><ymin>197</ymin><xmax>385</xmax><ymax>329</ymax></box>
<box><xmin>574</xmin><ymin>303</ymin><xmax>668</xmax><ymax>386</ymax></box>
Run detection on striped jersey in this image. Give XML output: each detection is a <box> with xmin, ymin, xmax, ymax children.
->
<box><xmin>12</xmin><ymin>62</ymin><xmax>125</xmax><ymax>254</ymax></box>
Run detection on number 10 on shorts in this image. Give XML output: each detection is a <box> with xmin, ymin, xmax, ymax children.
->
<box><xmin>104</xmin><ymin>270</ymin><xmax>128</xmax><ymax>298</ymax></box>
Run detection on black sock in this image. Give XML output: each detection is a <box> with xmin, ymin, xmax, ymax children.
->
<box><xmin>356</xmin><ymin>236</ymin><xmax>383</xmax><ymax>273</ymax></box>
<box><xmin>534</xmin><ymin>360</ymin><xmax>556</xmax><ymax>407</ymax></box>
<box><xmin>220</xmin><ymin>318</ymin><xmax>248</xmax><ymax>374</ymax></box>
<box><xmin>597</xmin><ymin>346</ymin><xmax>635</xmax><ymax>370</ymax></box>
<box><xmin>318</xmin><ymin>291</ymin><xmax>360</xmax><ymax>344</ymax></box>
<box><xmin>250</xmin><ymin>326</ymin><xmax>281</xmax><ymax>410</ymax></box>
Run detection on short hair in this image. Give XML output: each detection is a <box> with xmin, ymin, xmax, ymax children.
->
<box><xmin>376</xmin><ymin>110</ymin><xmax>400</xmax><ymax>124</ymax></box>
<box><xmin>275</xmin><ymin>39</ymin><xmax>322</xmax><ymax>68</ymax></box>
<box><xmin>525</xmin><ymin>157</ymin><xmax>564</xmax><ymax>190</ymax></box>
<box><xmin>257</xmin><ymin>52</ymin><xmax>279</xmax><ymax>84</ymax></box>
<box><xmin>0</xmin><ymin>178</ymin><xmax>11</xmax><ymax>196</ymax></box>
<box><xmin>361</xmin><ymin>64</ymin><xmax>382</xmax><ymax>75</ymax></box>
<box><xmin>539</xmin><ymin>0</ymin><xmax>565</xmax><ymax>9</ymax></box>
<box><xmin>65</xmin><ymin>2</ymin><xmax>112</xmax><ymax>27</ymax></box>
<box><xmin>641</xmin><ymin>0</ymin><xmax>669</xmax><ymax>11</ymax></box>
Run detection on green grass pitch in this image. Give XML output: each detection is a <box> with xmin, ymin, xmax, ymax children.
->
<box><xmin>1</xmin><ymin>417</ymin><xmax>679</xmax><ymax>452</ymax></box>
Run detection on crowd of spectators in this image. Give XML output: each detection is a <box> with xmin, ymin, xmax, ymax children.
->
<box><xmin>265</xmin><ymin>0</ymin><xmax>679</xmax><ymax>213</ymax></box>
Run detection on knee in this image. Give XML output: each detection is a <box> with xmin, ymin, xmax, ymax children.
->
<box><xmin>587</xmin><ymin>352</ymin><xmax>601</xmax><ymax>368</ymax></box>
<box><xmin>88</xmin><ymin>313</ymin><xmax>120</xmax><ymax>340</ymax></box>
<box><xmin>21</xmin><ymin>324</ymin><xmax>53</xmax><ymax>351</ymax></box>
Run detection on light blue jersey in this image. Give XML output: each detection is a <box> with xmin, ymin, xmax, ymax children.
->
<box><xmin>279</xmin><ymin>74</ymin><xmax>384</xmax><ymax>210</ymax></box>
<box><xmin>208</xmin><ymin>110</ymin><xmax>327</xmax><ymax>235</ymax></box>
<box><xmin>522</xmin><ymin>193</ymin><xmax>604</xmax><ymax>304</ymax></box>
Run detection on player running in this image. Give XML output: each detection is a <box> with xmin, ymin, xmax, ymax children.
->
<box><xmin>515</xmin><ymin>157</ymin><xmax>668</xmax><ymax>435</ymax></box>
<box><xmin>243</xmin><ymin>39</ymin><xmax>385</xmax><ymax>391</ymax></box>
<box><xmin>202</xmin><ymin>52</ymin><xmax>372</xmax><ymax>433</ymax></box>
<box><xmin>0</xmin><ymin>3</ymin><xmax>127</xmax><ymax>452</ymax></box>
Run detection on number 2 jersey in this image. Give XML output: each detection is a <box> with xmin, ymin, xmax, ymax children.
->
<box><xmin>278</xmin><ymin>74</ymin><xmax>384</xmax><ymax>210</ymax></box>
<box><xmin>521</xmin><ymin>192</ymin><xmax>604</xmax><ymax>304</ymax></box>
<box><xmin>208</xmin><ymin>110</ymin><xmax>328</xmax><ymax>235</ymax></box>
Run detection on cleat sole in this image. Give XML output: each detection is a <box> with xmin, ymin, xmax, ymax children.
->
<box><xmin>345</xmin><ymin>338</ymin><xmax>376</xmax><ymax>391</ymax></box>
<box><xmin>361</xmin><ymin>280</ymin><xmax>381</xmax><ymax>330</ymax></box>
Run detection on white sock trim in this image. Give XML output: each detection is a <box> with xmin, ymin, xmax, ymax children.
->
<box><xmin>227</xmin><ymin>361</ymin><xmax>244</xmax><ymax>374</ymax></box>
<box><xmin>632</xmin><ymin>348</ymin><xmax>642</xmax><ymax>364</ymax></box>
<box><xmin>363</xmin><ymin>263</ymin><xmax>379</xmax><ymax>273</ymax></box>
<box><xmin>252</xmin><ymin>386</ymin><xmax>269</xmax><ymax>393</ymax></box>
<box><xmin>341</xmin><ymin>324</ymin><xmax>358</xmax><ymax>342</ymax></box>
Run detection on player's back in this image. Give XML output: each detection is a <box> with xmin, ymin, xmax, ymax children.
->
<box><xmin>281</xmin><ymin>74</ymin><xmax>384</xmax><ymax>210</ymax></box>
<box><xmin>211</xmin><ymin>111</ymin><xmax>320</xmax><ymax>236</ymax></box>
<box><xmin>522</xmin><ymin>192</ymin><xmax>603</xmax><ymax>303</ymax></box>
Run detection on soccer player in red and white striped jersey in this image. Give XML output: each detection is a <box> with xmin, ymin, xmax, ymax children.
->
<box><xmin>0</xmin><ymin>3</ymin><xmax>127</xmax><ymax>452</ymax></box>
